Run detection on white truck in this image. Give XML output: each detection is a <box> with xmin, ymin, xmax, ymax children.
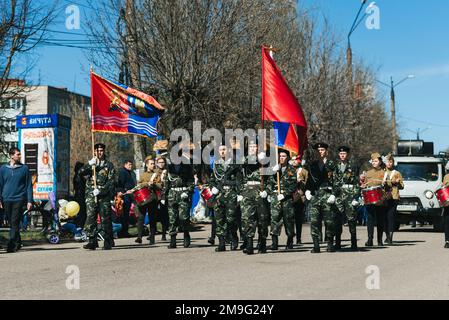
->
<box><xmin>394</xmin><ymin>140</ymin><xmax>448</xmax><ymax>231</ymax></box>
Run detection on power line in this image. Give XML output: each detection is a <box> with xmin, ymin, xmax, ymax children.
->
<box><xmin>399</xmin><ymin>115</ymin><xmax>449</xmax><ymax>128</ymax></box>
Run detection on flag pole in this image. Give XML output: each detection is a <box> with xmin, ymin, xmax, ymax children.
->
<box><xmin>267</xmin><ymin>45</ymin><xmax>281</xmax><ymax>196</ymax></box>
<box><xmin>90</xmin><ymin>66</ymin><xmax>98</xmax><ymax>203</ymax></box>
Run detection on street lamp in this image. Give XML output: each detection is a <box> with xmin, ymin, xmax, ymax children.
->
<box><xmin>347</xmin><ymin>1</ymin><xmax>376</xmax><ymax>82</ymax></box>
<box><xmin>376</xmin><ymin>75</ymin><xmax>415</xmax><ymax>154</ymax></box>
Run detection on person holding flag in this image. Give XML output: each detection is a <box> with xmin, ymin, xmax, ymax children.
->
<box><xmin>79</xmin><ymin>143</ymin><xmax>116</xmax><ymax>250</ymax></box>
<box><xmin>260</xmin><ymin>45</ymin><xmax>308</xmax><ymax>250</ymax></box>
<box><xmin>267</xmin><ymin>149</ymin><xmax>298</xmax><ymax>250</ymax></box>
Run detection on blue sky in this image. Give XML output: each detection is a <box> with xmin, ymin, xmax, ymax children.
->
<box><xmin>24</xmin><ymin>0</ymin><xmax>449</xmax><ymax>152</ymax></box>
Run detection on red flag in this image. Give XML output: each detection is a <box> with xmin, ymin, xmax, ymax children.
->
<box><xmin>261</xmin><ymin>47</ymin><xmax>307</xmax><ymax>156</ymax></box>
<box><xmin>90</xmin><ymin>72</ymin><xmax>164</xmax><ymax>138</ymax></box>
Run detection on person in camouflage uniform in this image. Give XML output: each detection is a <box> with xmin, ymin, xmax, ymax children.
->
<box><xmin>240</xmin><ymin>140</ymin><xmax>270</xmax><ymax>254</ymax></box>
<box><xmin>267</xmin><ymin>149</ymin><xmax>298</xmax><ymax>251</ymax></box>
<box><xmin>305</xmin><ymin>143</ymin><xmax>338</xmax><ymax>253</ymax></box>
<box><xmin>333</xmin><ymin>146</ymin><xmax>360</xmax><ymax>251</ymax></box>
<box><xmin>164</xmin><ymin>142</ymin><xmax>197</xmax><ymax>249</ymax></box>
<box><xmin>79</xmin><ymin>143</ymin><xmax>116</xmax><ymax>250</ymax></box>
<box><xmin>210</xmin><ymin>142</ymin><xmax>243</xmax><ymax>252</ymax></box>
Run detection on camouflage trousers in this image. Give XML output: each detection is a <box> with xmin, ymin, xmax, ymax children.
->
<box><xmin>335</xmin><ymin>189</ymin><xmax>358</xmax><ymax>237</ymax></box>
<box><xmin>240</xmin><ymin>186</ymin><xmax>269</xmax><ymax>239</ymax></box>
<box><xmin>270</xmin><ymin>195</ymin><xmax>295</xmax><ymax>238</ymax></box>
<box><xmin>167</xmin><ymin>189</ymin><xmax>192</xmax><ymax>236</ymax></box>
<box><xmin>213</xmin><ymin>188</ymin><xmax>238</xmax><ymax>237</ymax></box>
<box><xmin>309</xmin><ymin>190</ymin><xmax>336</xmax><ymax>241</ymax></box>
<box><xmin>85</xmin><ymin>196</ymin><xmax>113</xmax><ymax>242</ymax></box>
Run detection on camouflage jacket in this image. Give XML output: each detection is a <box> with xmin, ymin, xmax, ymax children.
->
<box><xmin>333</xmin><ymin>160</ymin><xmax>360</xmax><ymax>196</ymax></box>
<box><xmin>210</xmin><ymin>158</ymin><xmax>242</xmax><ymax>194</ymax></box>
<box><xmin>267</xmin><ymin>164</ymin><xmax>298</xmax><ymax>198</ymax></box>
<box><xmin>306</xmin><ymin>159</ymin><xmax>337</xmax><ymax>195</ymax></box>
<box><xmin>163</xmin><ymin>155</ymin><xmax>199</xmax><ymax>198</ymax></box>
<box><xmin>242</xmin><ymin>155</ymin><xmax>264</xmax><ymax>184</ymax></box>
<box><xmin>79</xmin><ymin>158</ymin><xmax>116</xmax><ymax>199</ymax></box>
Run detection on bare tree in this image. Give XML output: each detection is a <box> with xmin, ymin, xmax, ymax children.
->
<box><xmin>85</xmin><ymin>0</ymin><xmax>395</xmax><ymax>164</ymax></box>
<box><xmin>0</xmin><ymin>0</ymin><xmax>56</xmax><ymax>158</ymax></box>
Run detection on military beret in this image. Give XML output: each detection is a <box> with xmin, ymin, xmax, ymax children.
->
<box><xmin>94</xmin><ymin>143</ymin><xmax>106</xmax><ymax>150</ymax></box>
<box><xmin>144</xmin><ymin>155</ymin><xmax>154</xmax><ymax>163</ymax></box>
<box><xmin>313</xmin><ymin>142</ymin><xmax>329</xmax><ymax>150</ymax></box>
<box><xmin>278</xmin><ymin>148</ymin><xmax>290</xmax><ymax>157</ymax></box>
<box><xmin>371</xmin><ymin>152</ymin><xmax>382</xmax><ymax>160</ymax></box>
<box><xmin>338</xmin><ymin>146</ymin><xmax>350</xmax><ymax>153</ymax></box>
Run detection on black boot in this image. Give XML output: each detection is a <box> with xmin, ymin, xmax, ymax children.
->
<box><xmin>350</xmin><ymin>235</ymin><xmax>358</xmax><ymax>251</ymax></box>
<box><xmin>83</xmin><ymin>240</ymin><xmax>98</xmax><ymax>250</ymax></box>
<box><xmin>385</xmin><ymin>232</ymin><xmax>393</xmax><ymax>245</ymax></box>
<box><xmin>230</xmin><ymin>232</ymin><xmax>238</xmax><ymax>251</ymax></box>
<box><xmin>183</xmin><ymin>232</ymin><xmax>191</xmax><ymax>248</ymax></box>
<box><xmin>445</xmin><ymin>241</ymin><xmax>449</xmax><ymax>249</ymax></box>
<box><xmin>311</xmin><ymin>238</ymin><xmax>320</xmax><ymax>253</ymax></box>
<box><xmin>326</xmin><ymin>239</ymin><xmax>336</xmax><ymax>253</ymax></box>
<box><xmin>258</xmin><ymin>238</ymin><xmax>267</xmax><ymax>254</ymax></box>
<box><xmin>161</xmin><ymin>233</ymin><xmax>167</xmax><ymax>241</ymax></box>
<box><xmin>285</xmin><ymin>237</ymin><xmax>294</xmax><ymax>250</ymax></box>
<box><xmin>240</xmin><ymin>237</ymin><xmax>248</xmax><ymax>250</ymax></box>
<box><xmin>103</xmin><ymin>238</ymin><xmax>113</xmax><ymax>250</ymax></box>
<box><xmin>334</xmin><ymin>235</ymin><xmax>341</xmax><ymax>250</ymax></box>
<box><xmin>365</xmin><ymin>238</ymin><xmax>373</xmax><ymax>247</ymax></box>
<box><xmin>149</xmin><ymin>226</ymin><xmax>156</xmax><ymax>245</ymax></box>
<box><xmin>296</xmin><ymin>237</ymin><xmax>302</xmax><ymax>245</ymax></box>
<box><xmin>207</xmin><ymin>236</ymin><xmax>215</xmax><ymax>245</ymax></box>
<box><xmin>377</xmin><ymin>236</ymin><xmax>384</xmax><ymax>247</ymax></box>
<box><xmin>269</xmin><ymin>235</ymin><xmax>278</xmax><ymax>250</ymax></box>
<box><xmin>245</xmin><ymin>237</ymin><xmax>254</xmax><ymax>255</ymax></box>
<box><xmin>215</xmin><ymin>236</ymin><xmax>226</xmax><ymax>252</ymax></box>
<box><xmin>168</xmin><ymin>235</ymin><xmax>177</xmax><ymax>249</ymax></box>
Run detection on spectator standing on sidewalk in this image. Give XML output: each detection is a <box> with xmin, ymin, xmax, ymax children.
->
<box><xmin>0</xmin><ymin>148</ymin><xmax>33</xmax><ymax>253</ymax></box>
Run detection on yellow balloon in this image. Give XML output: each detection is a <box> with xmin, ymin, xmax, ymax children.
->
<box><xmin>66</xmin><ymin>201</ymin><xmax>80</xmax><ymax>217</ymax></box>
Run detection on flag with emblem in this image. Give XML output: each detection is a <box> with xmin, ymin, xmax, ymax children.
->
<box><xmin>90</xmin><ymin>71</ymin><xmax>164</xmax><ymax>138</ymax></box>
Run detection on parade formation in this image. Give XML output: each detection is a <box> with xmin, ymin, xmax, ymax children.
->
<box><xmin>70</xmin><ymin>139</ymin><xmax>449</xmax><ymax>254</ymax></box>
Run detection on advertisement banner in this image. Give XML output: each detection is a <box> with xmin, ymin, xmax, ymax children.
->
<box><xmin>20</xmin><ymin>127</ymin><xmax>55</xmax><ymax>200</ymax></box>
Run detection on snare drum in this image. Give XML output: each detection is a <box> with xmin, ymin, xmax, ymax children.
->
<box><xmin>435</xmin><ymin>185</ymin><xmax>449</xmax><ymax>208</ymax></box>
<box><xmin>362</xmin><ymin>186</ymin><xmax>384</xmax><ymax>205</ymax></box>
<box><xmin>200</xmin><ymin>187</ymin><xmax>216</xmax><ymax>208</ymax></box>
<box><xmin>133</xmin><ymin>185</ymin><xmax>152</xmax><ymax>206</ymax></box>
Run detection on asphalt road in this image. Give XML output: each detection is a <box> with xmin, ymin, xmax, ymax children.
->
<box><xmin>1</xmin><ymin>224</ymin><xmax>449</xmax><ymax>300</ymax></box>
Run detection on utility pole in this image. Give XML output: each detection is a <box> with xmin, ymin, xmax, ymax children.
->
<box><xmin>376</xmin><ymin>75</ymin><xmax>414</xmax><ymax>155</ymax></box>
<box><xmin>389</xmin><ymin>78</ymin><xmax>397</xmax><ymax>154</ymax></box>
<box><xmin>124</xmin><ymin>0</ymin><xmax>145</xmax><ymax>170</ymax></box>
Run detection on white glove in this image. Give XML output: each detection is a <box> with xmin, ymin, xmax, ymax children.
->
<box><xmin>93</xmin><ymin>188</ymin><xmax>100</xmax><ymax>197</ymax></box>
<box><xmin>257</xmin><ymin>152</ymin><xmax>267</xmax><ymax>162</ymax></box>
<box><xmin>272</xmin><ymin>164</ymin><xmax>280</xmax><ymax>172</ymax></box>
<box><xmin>267</xmin><ymin>196</ymin><xmax>272</xmax><ymax>203</ymax></box>
<box><xmin>181</xmin><ymin>192</ymin><xmax>188</xmax><ymax>199</ymax></box>
<box><xmin>237</xmin><ymin>195</ymin><xmax>243</xmax><ymax>202</ymax></box>
<box><xmin>351</xmin><ymin>200</ymin><xmax>359</xmax><ymax>207</ymax></box>
<box><xmin>211</xmin><ymin>187</ymin><xmax>219</xmax><ymax>195</ymax></box>
<box><xmin>305</xmin><ymin>190</ymin><xmax>313</xmax><ymax>201</ymax></box>
<box><xmin>160</xmin><ymin>199</ymin><xmax>166</xmax><ymax>205</ymax></box>
<box><xmin>277</xmin><ymin>194</ymin><xmax>285</xmax><ymax>201</ymax></box>
<box><xmin>88</xmin><ymin>157</ymin><xmax>97</xmax><ymax>166</ymax></box>
<box><xmin>259</xmin><ymin>191</ymin><xmax>268</xmax><ymax>198</ymax></box>
<box><xmin>327</xmin><ymin>195</ymin><xmax>336</xmax><ymax>204</ymax></box>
